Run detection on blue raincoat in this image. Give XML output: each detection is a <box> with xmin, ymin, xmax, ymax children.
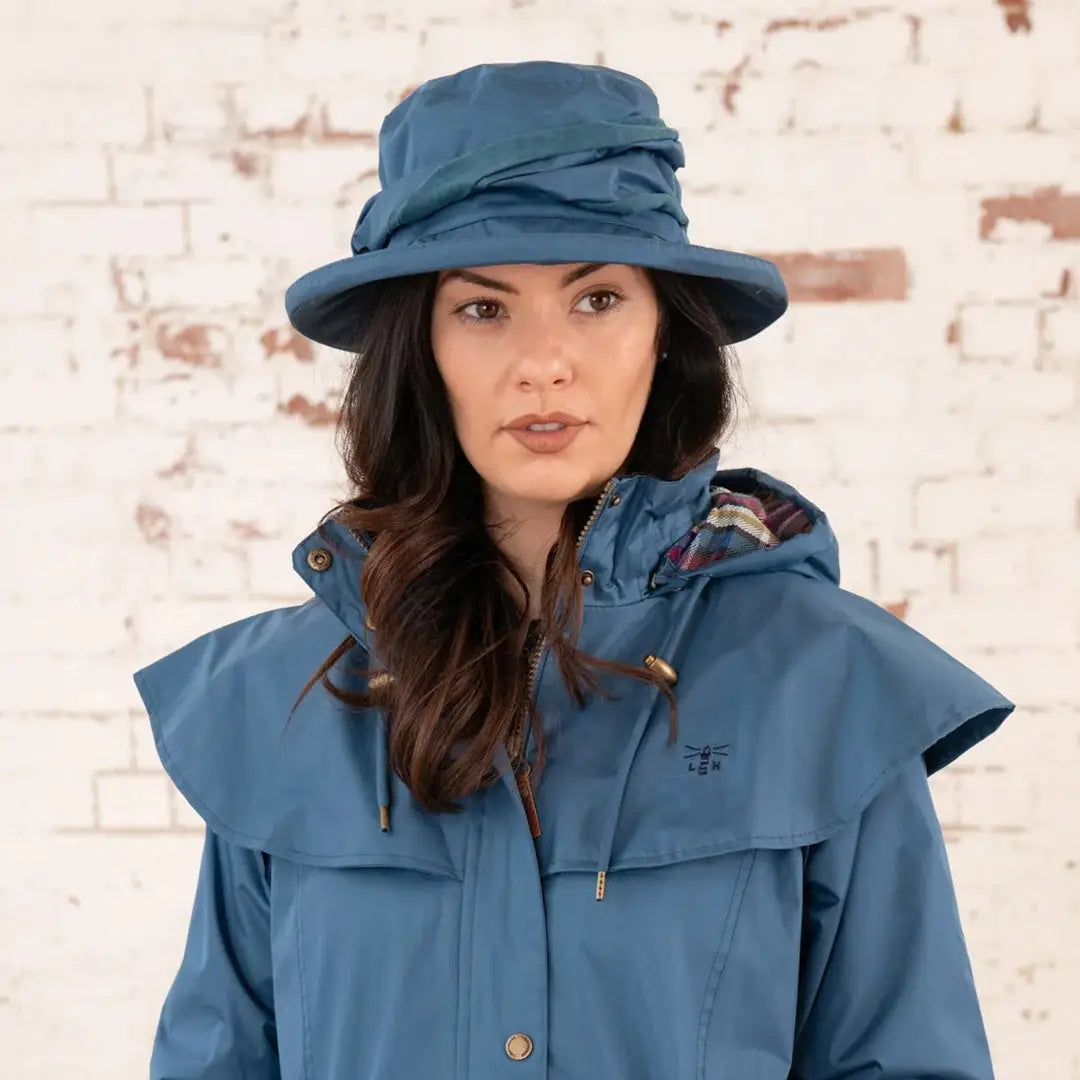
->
<box><xmin>133</xmin><ymin>448</ymin><xmax>1014</xmax><ymax>1079</ymax></box>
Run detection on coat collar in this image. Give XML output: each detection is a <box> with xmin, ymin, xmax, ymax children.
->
<box><xmin>578</xmin><ymin>448</ymin><xmax>723</xmax><ymax>603</ymax></box>
<box><xmin>292</xmin><ymin>448</ymin><xmax>725</xmax><ymax>635</ymax></box>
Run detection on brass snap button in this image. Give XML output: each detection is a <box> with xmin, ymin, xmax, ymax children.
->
<box><xmin>505</xmin><ymin>1033</ymin><xmax>533</xmax><ymax>1061</ymax></box>
<box><xmin>580</xmin><ymin>570</ymin><xmax>594</xmax><ymax>587</ymax></box>
<box><xmin>610</xmin><ymin>492</ymin><xmax>621</xmax><ymax>506</ymax></box>
<box><xmin>306</xmin><ymin>547</ymin><xmax>333</xmax><ymax>572</ymax></box>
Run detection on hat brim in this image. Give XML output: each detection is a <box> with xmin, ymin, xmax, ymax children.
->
<box><xmin>284</xmin><ymin>233</ymin><xmax>788</xmax><ymax>351</ymax></box>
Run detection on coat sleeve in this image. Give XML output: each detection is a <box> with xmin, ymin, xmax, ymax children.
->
<box><xmin>791</xmin><ymin>754</ymin><xmax>996</xmax><ymax>1079</ymax></box>
<box><xmin>150</xmin><ymin>827</ymin><xmax>281</xmax><ymax>1080</ymax></box>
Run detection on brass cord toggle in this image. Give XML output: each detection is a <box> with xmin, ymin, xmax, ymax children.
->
<box><xmin>643</xmin><ymin>654</ymin><xmax>678</xmax><ymax>685</ymax></box>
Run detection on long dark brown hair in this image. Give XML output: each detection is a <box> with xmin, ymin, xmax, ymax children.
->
<box><xmin>288</xmin><ymin>267</ymin><xmax>745</xmax><ymax>814</ymax></box>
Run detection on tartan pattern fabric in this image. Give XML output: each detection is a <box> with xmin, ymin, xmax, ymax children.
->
<box><xmin>664</xmin><ymin>483</ymin><xmax>814</xmax><ymax>571</ymax></box>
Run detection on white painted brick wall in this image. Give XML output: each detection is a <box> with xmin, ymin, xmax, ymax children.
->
<box><xmin>1</xmin><ymin>1</ymin><xmax>1078</xmax><ymax>1077</ymax></box>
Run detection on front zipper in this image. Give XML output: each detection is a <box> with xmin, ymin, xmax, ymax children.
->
<box><xmin>508</xmin><ymin>619</ymin><xmax>545</xmax><ymax>837</ymax></box>
<box><xmin>347</xmin><ymin>525</ymin><xmax>372</xmax><ymax>552</ymax></box>
<box><xmin>507</xmin><ymin>476</ymin><xmax>618</xmax><ymax>838</ymax></box>
<box><xmin>342</xmin><ymin>484</ymin><xmax>619</xmax><ymax>841</ymax></box>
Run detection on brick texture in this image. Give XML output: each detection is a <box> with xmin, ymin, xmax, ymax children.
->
<box><xmin>1</xmin><ymin>2</ymin><xmax>1078</xmax><ymax>1078</ymax></box>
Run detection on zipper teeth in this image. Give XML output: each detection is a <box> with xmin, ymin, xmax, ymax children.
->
<box><xmin>575</xmin><ymin>477</ymin><xmax>616</xmax><ymax>550</ymax></box>
<box><xmin>343</xmin><ymin>480</ymin><xmax>616</xmax><ymax>766</ymax></box>
<box><xmin>523</xmin><ymin>633</ymin><xmax>544</xmax><ymax>699</ymax></box>
<box><xmin>510</xmin><ymin>478</ymin><xmax>616</xmax><ymax>765</ymax></box>
<box><xmin>347</xmin><ymin>525</ymin><xmax>371</xmax><ymax>552</ymax></box>
<box><xmin>348</xmin><ymin>475</ymin><xmax>613</xmax><ymax>564</ymax></box>
<box><xmin>509</xmin><ymin>628</ymin><xmax>543</xmax><ymax>766</ymax></box>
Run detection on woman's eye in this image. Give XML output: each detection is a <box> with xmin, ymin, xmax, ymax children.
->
<box><xmin>574</xmin><ymin>289</ymin><xmax>623</xmax><ymax>315</ymax></box>
<box><xmin>458</xmin><ymin>298</ymin><xmax>502</xmax><ymax>322</ymax></box>
<box><xmin>454</xmin><ymin>289</ymin><xmax>625</xmax><ymax>325</ymax></box>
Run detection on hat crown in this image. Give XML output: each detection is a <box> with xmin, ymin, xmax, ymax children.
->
<box><xmin>376</xmin><ymin>61</ymin><xmax>662</xmax><ymax>186</ymax></box>
<box><xmin>350</xmin><ymin>61</ymin><xmax>689</xmax><ymax>256</ymax></box>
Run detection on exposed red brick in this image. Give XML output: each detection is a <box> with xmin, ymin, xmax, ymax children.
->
<box><xmin>722</xmin><ymin>55</ymin><xmax>752</xmax><ymax>114</ymax></box>
<box><xmin>136</xmin><ymin>503</ymin><xmax>171</xmax><ymax>545</ymax></box>
<box><xmin>111</xmin><ymin>341</ymin><xmax>141</xmax><ymax>369</ymax></box>
<box><xmin>906</xmin><ymin>14</ymin><xmax>922</xmax><ymax>62</ymax></box>
<box><xmin>259</xmin><ymin>326</ymin><xmax>314</xmax><ymax>362</ymax></box>
<box><xmin>111</xmin><ymin>263</ymin><xmax>146</xmax><ymax>309</ymax></box>
<box><xmin>110</xmin><ymin>319</ymin><xmax>142</xmax><ymax>369</ymax></box>
<box><xmin>156</xmin><ymin>437</ymin><xmax>199</xmax><ymax>480</ymax></box>
<box><xmin>979</xmin><ymin>187</ymin><xmax>1080</xmax><ymax>240</ymax></box>
<box><xmin>155</xmin><ymin>323</ymin><xmax>224</xmax><ymax>367</ymax></box>
<box><xmin>280</xmin><ymin>393</ymin><xmax>339</xmax><ymax>426</ymax></box>
<box><xmin>946</xmin><ymin>317</ymin><xmax>961</xmax><ymax>345</ymax></box>
<box><xmin>764</xmin><ymin>14</ymin><xmax>851</xmax><ymax>32</ymax></box>
<box><xmin>241</xmin><ymin>112</ymin><xmax>311</xmax><ymax>140</ymax></box>
<box><xmin>229</xmin><ymin>519</ymin><xmax>271</xmax><ymax>540</ymax></box>
<box><xmin>716</xmin><ymin>20</ymin><xmax>733</xmax><ymax>32</ymax></box>
<box><xmin>230</xmin><ymin>149</ymin><xmax>258</xmax><ymax>177</ymax></box>
<box><xmin>997</xmin><ymin>0</ymin><xmax>1032</xmax><ymax>33</ymax></box>
<box><xmin>946</xmin><ymin>99</ymin><xmax>965</xmax><ymax>133</ymax></box>
<box><xmin>753</xmin><ymin>248</ymin><xmax>909</xmax><ymax>302</ymax></box>
<box><xmin>318</xmin><ymin>106</ymin><xmax>379</xmax><ymax>144</ymax></box>
<box><xmin>883</xmin><ymin>599</ymin><xmax>909</xmax><ymax>621</ymax></box>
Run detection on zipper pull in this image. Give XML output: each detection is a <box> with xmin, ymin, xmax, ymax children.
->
<box><xmin>515</xmin><ymin>761</ymin><xmax>542</xmax><ymax>839</ymax></box>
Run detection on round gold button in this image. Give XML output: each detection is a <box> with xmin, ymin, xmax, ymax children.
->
<box><xmin>580</xmin><ymin>570</ymin><xmax>594</xmax><ymax>587</ymax></box>
<box><xmin>306</xmin><ymin>547</ymin><xmax>333</xmax><ymax>572</ymax></box>
<box><xmin>610</xmin><ymin>492</ymin><xmax>621</xmax><ymax>506</ymax></box>
<box><xmin>505</xmin><ymin>1033</ymin><xmax>533</xmax><ymax>1060</ymax></box>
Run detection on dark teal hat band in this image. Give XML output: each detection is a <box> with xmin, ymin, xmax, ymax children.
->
<box><xmin>352</xmin><ymin>119</ymin><xmax>690</xmax><ymax>255</ymax></box>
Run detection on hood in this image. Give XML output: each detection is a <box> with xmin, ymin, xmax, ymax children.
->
<box><xmin>290</xmin><ymin>447</ymin><xmax>842</xmax><ymax>856</ymax></box>
<box><xmin>651</xmin><ymin>451</ymin><xmax>836</xmax><ymax>587</ymax></box>
<box><xmin>299</xmin><ymin>446</ymin><xmax>840</xmax><ymax>617</ymax></box>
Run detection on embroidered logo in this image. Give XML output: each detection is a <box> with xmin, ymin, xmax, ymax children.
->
<box><xmin>683</xmin><ymin>743</ymin><xmax>731</xmax><ymax>776</ymax></box>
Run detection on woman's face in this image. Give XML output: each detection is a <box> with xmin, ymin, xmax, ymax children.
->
<box><xmin>430</xmin><ymin>261</ymin><xmax>662</xmax><ymax>515</ymax></box>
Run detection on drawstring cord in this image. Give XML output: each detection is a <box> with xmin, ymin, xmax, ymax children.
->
<box><xmin>593</xmin><ymin>576</ymin><xmax>709</xmax><ymax>901</ymax></box>
<box><xmin>369</xmin><ymin>575</ymin><xmax>708</xmax><ymax>862</ymax></box>
<box><xmin>361</xmin><ymin>623</ymin><xmax>392</xmax><ymax>832</ymax></box>
<box><xmin>376</xmin><ymin>712</ymin><xmax>391</xmax><ymax>832</ymax></box>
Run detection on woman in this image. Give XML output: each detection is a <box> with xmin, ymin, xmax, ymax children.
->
<box><xmin>134</xmin><ymin>61</ymin><xmax>1014</xmax><ymax>1078</ymax></box>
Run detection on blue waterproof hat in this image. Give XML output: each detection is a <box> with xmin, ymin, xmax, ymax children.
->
<box><xmin>284</xmin><ymin>60</ymin><xmax>789</xmax><ymax>350</ymax></box>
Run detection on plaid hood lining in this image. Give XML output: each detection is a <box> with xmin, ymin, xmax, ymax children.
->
<box><xmin>664</xmin><ymin>483</ymin><xmax>815</xmax><ymax>572</ymax></box>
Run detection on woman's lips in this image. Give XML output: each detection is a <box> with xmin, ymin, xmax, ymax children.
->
<box><xmin>505</xmin><ymin>423</ymin><xmax>585</xmax><ymax>454</ymax></box>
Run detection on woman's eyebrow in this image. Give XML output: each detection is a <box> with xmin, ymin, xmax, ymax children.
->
<box><xmin>436</xmin><ymin>262</ymin><xmax>612</xmax><ymax>295</ymax></box>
